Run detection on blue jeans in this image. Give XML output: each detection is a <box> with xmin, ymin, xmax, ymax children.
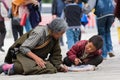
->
<box><xmin>66</xmin><ymin>28</ymin><xmax>81</xmax><ymax>49</ymax></box>
<box><xmin>24</xmin><ymin>18</ymin><xmax>32</xmax><ymax>32</ymax></box>
<box><xmin>96</xmin><ymin>16</ymin><xmax>114</xmax><ymax>58</ymax></box>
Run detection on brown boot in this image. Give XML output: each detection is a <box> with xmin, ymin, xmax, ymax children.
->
<box><xmin>108</xmin><ymin>53</ymin><xmax>115</xmax><ymax>57</ymax></box>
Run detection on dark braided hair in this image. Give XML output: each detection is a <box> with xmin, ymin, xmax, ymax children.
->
<box><xmin>115</xmin><ymin>0</ymin><xmax>120</xmax><ymax>20</ymax></box>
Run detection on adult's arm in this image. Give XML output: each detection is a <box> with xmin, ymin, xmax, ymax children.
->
<box><xmin>19</xmin><ymin>29</ymin><xmax>44</xmax><ymax>54</ymax></box>
<box><xmin>83</xmin><ymin>0</ymin><xmax>97</xmax><ymax>14</ymax></box>
<box><xmin>19</xmin><ymin>27</ymin><xmax>46</xmax><ymax>68</ymax></box>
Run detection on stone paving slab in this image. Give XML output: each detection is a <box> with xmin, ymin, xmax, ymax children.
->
<box><xmin>0</xmin><ymin>57</ymin><xmax>120</xmax><ymax>80</ymax></box>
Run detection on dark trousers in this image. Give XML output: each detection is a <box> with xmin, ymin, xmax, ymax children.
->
<box><xmin>97</xmin><ymin>16</ymin><xmax>114</xmax><ymax>58</ymax></box>
<box><xmin>12</xmin><ymin>22</ymin><xmax>23</xmax><ymax>41</ymax></box>
<box><xmin>0</xmin><ymin>21</ymin><xmax>6</xmax><ymax>48</ymax></box>
<box><xmin>63</xmin><ymin>56</ymin><xmax>103</xmax><ymax>67</ymax></box>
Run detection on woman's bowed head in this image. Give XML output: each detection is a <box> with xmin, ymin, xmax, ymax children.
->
<box><xmin>48</xmin><ymin>18</ymin><xmax>68</xmax><ymax>40</ymax></box>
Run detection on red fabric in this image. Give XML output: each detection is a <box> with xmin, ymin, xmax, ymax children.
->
<box><xmin>67</xmin><ymin>40</ymin><xmax>102</xmax><ymax>62</ymax></box>
<box><xmin>20</xmin><ymin>13</ymin><xmax>27</xmax><ymax>26</ymax></box>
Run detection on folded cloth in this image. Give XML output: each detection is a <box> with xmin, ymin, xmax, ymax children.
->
<box><xmin>68</xmin><ymin>65</ymin><xmax>96</xmax><ymax>72</ymax></box>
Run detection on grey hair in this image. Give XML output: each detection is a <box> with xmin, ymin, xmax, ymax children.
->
<box><xmin>48</xmin><ymin>18</ymin><xmax>68</xmax><ymax>33</ymax></box>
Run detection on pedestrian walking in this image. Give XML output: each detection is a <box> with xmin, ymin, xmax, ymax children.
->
<box><xmin>64</xmin><ymin>0</ymin><xmax>82</xmax><ymax>49</ymax></box>
<box><xmin>52</xmin><ymin>0</ymin><xmax>65</xmax><ymax>46</ymax></box>
<box><xmin>0</xmin><ymin>0</ymin><xmax>8</xmax><ymax>52</ymax></box>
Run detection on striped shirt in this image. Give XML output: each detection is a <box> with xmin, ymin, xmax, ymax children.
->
<box><xmin>19</xmin><ymin>25</ymin><xmax>50</xmax><ymax>54</ymax></box>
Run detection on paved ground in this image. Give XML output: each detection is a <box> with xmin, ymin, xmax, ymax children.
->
<box><xmin>0</xmin><ymin>20</ymin><xmax>120</xmax><ymax>80</ymax></box>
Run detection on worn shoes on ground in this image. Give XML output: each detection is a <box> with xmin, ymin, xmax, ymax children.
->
<box><xmin>108</xmin><ymin>53</ymin><xmax>115</xmax><ymax>57</ymax></box>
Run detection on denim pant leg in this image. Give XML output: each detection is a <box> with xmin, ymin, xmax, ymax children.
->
<box><xmin>24</xmin><ymin>18</ymin><xmax>32</xmax><ymax>32</ymax></box>
<box><xmin>74</xmin><ymin>28</ymin><xmax>81</xmax><ymax>43</ymax></box>
<box><xmin>105</xmin><ymin>16</ymin><xmax>114</xmax><ymax>53</ymax></box>
<box><xmin>66</xmin><ymin>29</ymin><xmax>75</xmax><ymax>49</ymax></box>
<box><xmin>97</xmin><ymin>18</ymin><xmax>107</xmax><ymax>58</ymax></box>
<box><xmin>105</xmin><ymin>33</ymin><xmax>113</xmax><ymax>52</ymax></box>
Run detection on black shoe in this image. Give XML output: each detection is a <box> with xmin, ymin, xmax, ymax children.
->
<box><xmin>0</xmin><ymin>48</ymin><xmax>5</xmax><ymax>52</ymax></box>
<box><xmin>108</xmin><ymin>53</ymin><xmax>115</xmax><ymax>57</ymax></box>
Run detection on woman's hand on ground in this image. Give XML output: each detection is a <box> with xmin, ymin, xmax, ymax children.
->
<box><xmin>60</xmin><ymin>64</ymin><xmax>68</xmax><ymax>72</ymax></box>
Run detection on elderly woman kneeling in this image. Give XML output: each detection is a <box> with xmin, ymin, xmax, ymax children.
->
<box><xmin>0</xmin><ymin>18</ymin><xmax>68</xmax><ymax>75</ymax></box>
